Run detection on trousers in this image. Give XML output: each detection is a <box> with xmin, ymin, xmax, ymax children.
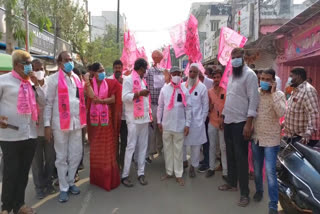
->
<box><xmin>119</xmin><ymin>120</ymin><xmax>128</xmax><ymax>169</ymax></box>
<box><xmin>224</xmin><ymin>122</ymin><xmax>249</xmax><ymax>197</ymax></box>
<box><xmin>147</xmin><ymin>104</ymin><xmax>163</xmax><ymax>156</ymax></box>
<box><xmin>31</xmin><ymin>136</ymin><xmax>56</xmax><ymax>190</ymax></box>
<box><xmin>0</xmin><ymin>139</ymin><xmax>36</xmax><ymax>213</ymax></box>
<box><xmin>183</xmin><ymin>145</ymin><xmax>202</xmax><ymax>168</ymax></box>
<box><xmin>208</xmin><ymin>123</ymin><xmax>227</xmax><ymax>175</ymax></box>
<box><xmin>53</xmin><ymin>129</ymin><xmax>82</xmax><ymax>192</ymax></box>
<box><xmin>122</xmin><ymin>123</ymin><xmax>149</xmax><ymax>178</ymax></box>
<box><xmin>162</xmin><ymin>131</ymin><xmax>184</xmax><ymax>178</ymax></box>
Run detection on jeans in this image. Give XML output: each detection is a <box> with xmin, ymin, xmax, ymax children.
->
<box><xmin>119</xmin><ymin>120</ymin><xmax>128</xmax><ymax>169</ymax></box>
<box><xmin>0</xmin><ymin>139</ymin><xmax>37</xmax><ymax>213</ymax></box>
<box><xmin>224</xmin><ymin>122</ymin><xmax>249</xmax><ymax>197</ymax></box>
<box><xmin>251</xmin><ymin>141</ymin><xmax>280</xmax><ymax>210</ymax></box>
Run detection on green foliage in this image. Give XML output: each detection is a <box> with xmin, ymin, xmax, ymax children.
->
<box><xmin>83</xmin><ymin>25</ymin><xmax>123</xmax><ymax>74</ymax></box>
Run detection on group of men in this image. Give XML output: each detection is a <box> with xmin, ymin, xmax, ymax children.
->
<box><xmin>0</xmin><ymin>47</ymin><xmax>319</xmax><ymax>214</ymax></box>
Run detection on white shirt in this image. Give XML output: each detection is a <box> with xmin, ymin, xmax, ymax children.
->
<box><xmin>0</xmin><ymin>72</ymin><xmax>43</xmax><ymax>141</ymax></box>
<box><xmin>275</xmin><ymin>75</ymin><xmax>282</xmax><ymax>91</ymax></box>
<box><xmin>36</xmin><ymin>77</ymin><xmax>48</xmax><ymax>136</ymax></box>
<box><xmin>203</xmin><ymin>76</ymin><xmax>213</xmax><ymax>90</ymax></box>
<box><xmin>182</xmin><ymin>82</ymin><xmax>209</xmax><ymax>127</ymax></box>
<box><xmin>157</xmin><ymin>83</ymin><xmax>192</xmax><ymax>133</ymax></box>
<box><xmin>122</xmin><ymin>74</ymin><xmax>151</xmax><ymax>124</ymax></box>
<box><xmin>44</xmin><ymin>71</ymin><xmax>82</xmax><ymax>131</ymax></box>
<box><xmin>223</xmin><ymin>65</ymin><xmax>260</xmax><ymax>124</ymax></box>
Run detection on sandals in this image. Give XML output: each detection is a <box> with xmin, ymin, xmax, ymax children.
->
<box><xmin>121</xmin><ymin>177</ymin><xmax>134</xmax><ymax>187</ymax></box>
<box><xmin>138</xmin><ymin>175</ymin><xmax>148</xmax><ymax>186</ymax></box>
<box><xmin>238</xmin><ymin>196</ymin><xmax>250</xmax><ymax>207</ymax></box>
<box><xmin>218</xmin><ymin>183</ymin><xmax>237</xmax><ymax>191</ymax></box>
<box><xmin>176</xmin><ymin>178</ymin><xmax>185</xmax><ymax>186</ymax></box>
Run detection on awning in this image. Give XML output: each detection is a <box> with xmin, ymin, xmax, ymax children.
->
<box><xmin>0</xmin><ymin>53</ymin><xmax>12</xmax><ymax>72</ymax></box>
<box><xmin>283</xmin><ymin>49</ymin><xmax>320</xmax><ymax>66</ymax></box>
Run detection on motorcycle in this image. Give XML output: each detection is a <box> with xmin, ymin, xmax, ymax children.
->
<box><xmin>277</xmin><ymin>137</ymin><xmax>320</xmax><ymax>214</ymax></box>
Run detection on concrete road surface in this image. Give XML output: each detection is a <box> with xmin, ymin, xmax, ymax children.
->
<box><xmin>1</xmin><ymin>144</ymin><xmax>281</xmax><ymax>214</ymax></box>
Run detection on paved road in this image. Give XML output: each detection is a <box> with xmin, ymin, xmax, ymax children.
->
<box><xmin>1</xmin><ymin>144</ymin><xmax>281</xmax><ymax>214</ymax></box>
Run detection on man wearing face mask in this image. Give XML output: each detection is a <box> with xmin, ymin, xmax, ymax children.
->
<box><xmin>218</xmin><ymin>48</ymin><xmax>259</xmax><ymax>207</ymax></box>
<box><xmin>251</xmin><ymin>69</ymin><xmax>286</xmax><ymax>214</ymax></box>
<box><xmin>0</xmin><ymin>50</ymin><xmax>43</xmax><ymax>214</ymax></box>
<box><xmin>31</xmin><ymin>59</ymin><xmax>56</xmax><ymax>200</ymax></box>
<box><xmin>284</xmin><ymin>67</ymin><xmax>319</xmax><ymax>147</ymax></box>
<box><xmin>182</xmin><ymin>63</ymin><xmax>209</xmax><ymax>178</ymax></box>
<box><xmin>157</xmin><ymin>66</ymin><xmax>191</xmax><ymax>186</ymax></box>
<box><xmin>44</xmin><ymin>51</ymin><xmax>87</xmax><ymax>203</ymax></box>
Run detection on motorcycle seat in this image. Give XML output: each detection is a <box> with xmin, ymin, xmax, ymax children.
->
<box><xmin>294</xmin><ymin>142</ymin><xmax>320</xmax><ymax>173</ymax></box>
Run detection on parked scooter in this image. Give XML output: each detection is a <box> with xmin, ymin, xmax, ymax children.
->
<box><xmin>277</xmin><ymin>137</ymin><xmax>320</xmax><ymax>214</ymax></box>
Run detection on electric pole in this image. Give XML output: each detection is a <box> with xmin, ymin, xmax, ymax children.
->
<box><xmin>116</xmin><ymin>0</ymin><xmax>120</xmax><ymax>44</ymax></box>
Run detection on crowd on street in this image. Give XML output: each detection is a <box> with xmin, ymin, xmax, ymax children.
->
<box><xmin>0</xmin><ymin>48</ymin><xmax>319</xmax><ymax>214</ymax></box>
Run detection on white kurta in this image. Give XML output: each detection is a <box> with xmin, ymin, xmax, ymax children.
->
<box><xmin>182</xmin><ymin>81</ymin><xmax>209</xmax><ymax>146</ymax></box>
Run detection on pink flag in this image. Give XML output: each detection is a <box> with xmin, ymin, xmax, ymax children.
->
<box><xmin>137</xmin><ymin>47</ymin><xmax>148</xmax><ymax>61</ymax></box>
<box><xmin>218</xmin><ymin>27</ymin><xmax>247</xmax><ymax>66</ymax></box>
<box><xmin>169</xmin><ymin>21</ymin><xmax>186</xmax><ymax>58</ymax></box>
<box><xmin>121</xmin><ymin>30</ymin><xmax>138</xmax><ymax>72</ymax></box>
<box><xmin>184</xmin><ymin>14</ymin><xmax>202</xmax><ymax>62</ymax></box>
<box><xmin>159</xmin><ymin>45</ymin><xmax>172</xmax><ymax>70</ymax></box>
<box><xmin>218</xmin><ymin>27</ymin><xmax>247</xmax><ymax>89</ymax></box>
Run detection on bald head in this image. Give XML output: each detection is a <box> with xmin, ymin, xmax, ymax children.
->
<box><xmin>152</xmin><ymin>50</ymin><xmax>163</xmax><ymax>65</ymax></box>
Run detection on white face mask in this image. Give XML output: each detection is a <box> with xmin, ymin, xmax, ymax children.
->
<box><xmin>35</xmin><ymin>70</ymin><xmax>45</xmax><ymax>80</ymax></box>
<box><xmin>171</xmin><ymin>76</ymin><xmax>181</xmax><ymax>84</ymax></box>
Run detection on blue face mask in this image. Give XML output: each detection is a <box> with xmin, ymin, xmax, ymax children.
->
<box><xmin>260</xmin><ymin>81</ymin><xmax>271</xmax><ymax>91</ymax></box>
<box><xmin>24</xmin><ymin>64</ymin><xmax>33</xmax><ymax>75</ymax></box>
<box><xmin>231</xmin><ymin>58</ymin><xmax>243</xmax><ymax>68</ymax></box>
<box><xmin>98</xmin><ymin>72</ymin><xmax>106</xmax><ymax>80</ymax></box>
<box><xmin>63</xmin><ymin>61</ymin><xmax>74</xmax><ymax>73</ymax></box>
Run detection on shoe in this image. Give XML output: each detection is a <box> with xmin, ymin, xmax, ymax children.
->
<box><xmin>17</xmin><ymin>205</ymin><xmax>36</xmax><ymax>214</ymax></box>
<box><xmin>58</xmin><ymin>191</ymin><xmax>69</xmax><ymax>203</ymax></box>
<box><xmin>198</xmin><ymin>165</ymin><xmax>209</xmax><ymax>173</ymax></box>
<box><xmin>121</xmin><ymin>177</ymin><xmax>134</xmax><ymax>187</ymax></box>
<box><xmin>253</xmin><ymin>191</ymin><xmax>263</xmax><ymax>202</ymax></box>
<box><xmin>269</xmin><ymin>208</ymin><xmax>278</xmax><ymax>214</ymax></box>
<box><xmin>46</xmin><ymin>185</ymin><xmax>56</xmax><ymax>195</ymax></box>
<box><xmin>145</xmin><ymin>157</ymin><xmax>152</xmax><ymax>164</ymax></box>
<box><xmin>35</xmin><ymin>189</ymin><xmax>45</xmax><ymax>200</ymax></box>
<box><xmin>189</xmin><ymin>166</ymin><xmax>196</xmax><ymax>178</ymax></box>
<box><xmin>206</xmin><ymin>170</ymin><xmax>215</xmax><ymax>177</ymax></box>
<box><xmin>238</xmin><ymin>196</ymin><xmax>250</xmax><ymax>207</ymax></box>
<box><xmin>69</xmin><ymin>185</ymin><xmax>80</xmax><ymax>195</ymax></box>
<box><xmin>138</xmin><ymin>175</ymin><xmax>148</xmax><ymax>185</ymax></box>
<box><xmin>183</xmin><ymin>160</ymin><xmax>189</xmax><ymax>169</ymax></box>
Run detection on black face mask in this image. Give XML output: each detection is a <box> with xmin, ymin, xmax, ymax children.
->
<box><xmin>114</xmin><ymin>72</ymin><xmax>122</xmax><ymax>79</ymax></box>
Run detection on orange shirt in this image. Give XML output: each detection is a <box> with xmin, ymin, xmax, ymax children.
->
<box><xmin>208</xmin><ymin>86</ymin><xmax>226</xmax><ymax>128</ymax></box>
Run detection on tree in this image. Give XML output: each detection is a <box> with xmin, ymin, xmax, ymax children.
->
<box><xmin>84</xmin><ymin>25</ymin><xmax>123</xmax><ymax>74</ymax></box>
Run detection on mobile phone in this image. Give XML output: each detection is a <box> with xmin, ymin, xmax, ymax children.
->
<box><xmin>220</xmin><ymin>94</ymin><xmax>224</xmax><ymax>99</ymax></box>
<box><xmin>7</xmin><ymin>124</ymin><xmax>19</xmax><ymax>131</ymax></box>
<box><xmin>177</xmin><ymin>94</ymin><xmax>182</xmax><ymax>102</ymax></box>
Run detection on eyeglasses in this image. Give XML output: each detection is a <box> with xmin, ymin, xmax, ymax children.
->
<box><xmin>19</xmin><ymin>61</ymin><xmax>32</xmax><ymax>65</ymax></box>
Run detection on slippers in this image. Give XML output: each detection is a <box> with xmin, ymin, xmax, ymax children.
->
<box><xmin>138</xmin><ymin>175</ymin><xmax>148</xmax><ymax>186</ymax></box>
<box><xmin>161</xmin><ymin>174</ymin><xmax>174</xmax><ymax>181</ymax></box>
<box><xmin>238</xmin><ymin>196</ymin><xmax>250</xmax><ymax>207</ymax></box>
<box><xmin>176</xmin><ymin>178</ymin><xmax>185</xmax><ymax>186</ymax></box>
<box><xmin>121</xmin><ymin>177</ymin><xmax>134</xmax><ymax>187</ymax></box>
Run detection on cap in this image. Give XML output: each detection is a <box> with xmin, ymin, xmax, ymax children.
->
<box><xmin>170</xmin><ymin>66</ymin><xmax>181</xmax><ymax>73</ymax></box>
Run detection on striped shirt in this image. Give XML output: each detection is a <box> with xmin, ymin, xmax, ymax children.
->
<box><xmin>284</xmin><ymin>81</ymin><xmax>319</xmax><ymax>140</ymax></box>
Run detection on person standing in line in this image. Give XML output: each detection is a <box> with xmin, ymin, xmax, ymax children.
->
<box><xmin>182</xmin><ymin>63</ymin><xmax>209</xmax><ymax>178</ymax></box>
<box><xmin>157</xmin><ymin>66</ymin><xmax>191</xmax><ymax>186</ymax></box>
<box><xmin>121</xmin><ymin>58</ymin><xmax>152</xmax><ymax>187</ymax></box>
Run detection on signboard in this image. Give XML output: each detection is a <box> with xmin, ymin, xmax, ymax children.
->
<box><xmin>204</xmin><ymin>36</ymin><xmax>213</xmax><ymax>60</ymax></box>
<box><xmin>234</xmin><ymin>3</ymin><xmax>253</xmax><ymax>38</ymax></box>
<box><xmin>0</xmin><ymin>8</ymin><xmax>71</xmax><ymax>56</ymax></box>
<box><xmin>211</xmin><ymin>37</ymin><xmax>220</xmax><ymax>59</ymax></box>
<box><xmin>285</xmin><ymin>16</ymin><xmax>320</xmax><ymax>60</ymax></box>
<box><xmin>211</xmin><ymin>4</ymin><xmax>231</xmax><ymax>16</ymax></box>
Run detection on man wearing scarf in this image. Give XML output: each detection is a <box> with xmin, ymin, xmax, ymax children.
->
<box><xmin>121</xmin><ymin>58</ymin><xmax>152</xmax><ymax>187</ymax></box>
<box><xmin>218</xmin><ymin>48</ymin><xmax>259</xmax><ymax>207</ymax></box>
<box><xmin>44</xmin><ymin>51</ymin><xmax>87</xmax><ymax>203</ymax></box>
<box><xmin>157</xmin><ymin>66</ymin><xmax>192</xmax><ymax>186</ymax></box>
<box><xmin>182</xmin><ymin>63</ymin><xmax>209</xmax><ymax>178</ymax></box>
<box><xmin>0</xmin><ymin>50</ymin><xmax>43</xmax><ymax>214</ymax></box>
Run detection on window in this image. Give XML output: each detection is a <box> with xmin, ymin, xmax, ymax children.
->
<box><xmin>210</xmin><ymin>20</ymin><xmax>220</xmax><ymax>32</ymax></box>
